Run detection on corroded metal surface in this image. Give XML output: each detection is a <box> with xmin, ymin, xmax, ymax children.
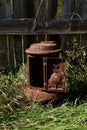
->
<box><xmin>24</xmin><ymin>87</ymin><xmax>56</xmax><ymax>102</ymax></box>
<box><xmin>24</xmin><ymin>87</ymin><xmax>66</xmax><ymax>102</ymax></box>
<box><xmin>25</xmin><ymin>41</ymin><xmax>62</xmax><ymax>55</ymax></box>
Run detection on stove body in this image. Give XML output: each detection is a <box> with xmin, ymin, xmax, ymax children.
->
<box><xmin>25</xmin><ymin>41</ymin><xmax>66</xmax><ymax>102</ymax></box>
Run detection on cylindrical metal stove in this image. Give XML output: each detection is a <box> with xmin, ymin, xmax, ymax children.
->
<box><xmin>25</xmin><ymin>41</ymin><xmax>66</xmax><ymax>102</ymax></box>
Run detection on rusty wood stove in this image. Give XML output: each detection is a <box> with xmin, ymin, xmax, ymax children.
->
<box><xmin>25</xmin><ymin>41</ymin><xmax>66</xmax><ymax>102</ymax></box>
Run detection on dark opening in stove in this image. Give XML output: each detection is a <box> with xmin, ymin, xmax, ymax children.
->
<box><xmin>29</xmin><ymin>57</ymin><xmax>43</xmax><ymax>88</ymax></box>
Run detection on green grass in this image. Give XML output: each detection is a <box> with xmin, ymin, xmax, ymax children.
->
<box><xmin>1</xmin><ymin>100</ymin><xmax>87</xmax><ymax>130</ymax></box>
<box><xmin>0</xmin><ymin>64</ymin><xmax>87</xmax><ymax>130</ymax></box>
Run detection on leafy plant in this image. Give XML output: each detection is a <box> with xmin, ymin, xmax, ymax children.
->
<box><xmin>66</xmin><ymin>37</ymin><xmax>87</xmax><ymax>92</ymax></box>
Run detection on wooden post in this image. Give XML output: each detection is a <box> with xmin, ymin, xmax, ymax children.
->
<box><xmin>62</xmin><ymin>0</ymin><xmax>71</xmax><ymax>18</ymax></box>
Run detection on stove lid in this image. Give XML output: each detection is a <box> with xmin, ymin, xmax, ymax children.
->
<box><xmin>25</xmin><ymin>41</ymin><xmax>62</xmax><ymax>55</ymax></box>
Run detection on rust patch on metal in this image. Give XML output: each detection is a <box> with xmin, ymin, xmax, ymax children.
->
<box><xmin>25</xmin><ymin>41</ymin><xmax>62</xmax><ymax>55</ymax></box>
<box><xmin>24</xmin><ymin>87</ymin><xmax>56</xmax><ymax>102</ymax></box>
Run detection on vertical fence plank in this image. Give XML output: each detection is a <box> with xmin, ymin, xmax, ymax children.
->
<box><xmin>21</xmin><ymin>0</ymin><xmax>35</xmax><ymax>18</ymax></box>
<box><xmin>13</xmin><ymin>0</ymin><xmax>22</xmax><ymax>18</ymax></box>
<box><xmin>61</xmin><ymin>35</ymin><xmax>70</xmax><ymax>50</ymax></box>
<box><xmin>37</xmin><ymin>35</ymin><xmax>45</xmax><ymax>43</ymax></box>
<box><xmin>1</xmin><ymin>0</ymin><xmax>5</xmax><ymax>18</ymax></box>
<box><xmin>56</xmin><ymin>0</ymin><xmax>62</xmax><ymax>18</ymax></box>
<box><xmin>23</xmin><ymin>35</ymin><xmax>30</xmax><ymax>63</ymax></box>
<box><xmin>0</xmin><ymin>36</ymin><xmax>8</xmax><ymax>71</ymax></box>
<box><xmin>48</xmin><ymin>0</ymin><xmax>58</xmax><ymax>21</ymax></box>
<box><xmin>36</xmin><ymin>0</ymin><xmax>46</xmax><ymax>24</ymax></box>
<box><xmin>14</xmin><ymin>35</ymin><xmax>22</xmax><ymax>68</ymax></box>
<box><xmin>2</xmin><ymin>0</ymin><xmax>12</xmax><ymax>18</ymax></box>
<box><xmin>62</xmin><ymin>0</ymin><xmax>71</xmax><ymax>18</ymax></box>
<box><xmin>71</xmin><ymin>0</ymin><xmax>76</xmax><ymax>13</ymax></box>
<box><xmin>13</xmin><ymin>1</ymin><xmax>23</xmax><ymax>69</ymax></box>
<box><xmin>83</xmin><ymin>0</ymin><xmax>87</xmax><ymax>17</ymax></box>
<box><xmin>7</xmin><ymin>36</ymin><xmax>15</xmax><ymax>70</ymax></box>
<box><xmin>76</xmin><ymin>0</ymin><xmax>84</xmax><ymax>17</ymax></box>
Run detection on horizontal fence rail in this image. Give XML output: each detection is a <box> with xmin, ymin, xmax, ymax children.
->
<box><xmin>0</xmin><ymin>0</ymin><xmax>86</xmax><ymax>34</ymax></box>
<box><xmin>0</xmin><ymin>0</ymin><xmax>87</xmax><ymax>71</ymax></box>
<box><xmin>0</xmin><ymin>18</ymin><xmax>87</xmax><ymax>35</ymax></box>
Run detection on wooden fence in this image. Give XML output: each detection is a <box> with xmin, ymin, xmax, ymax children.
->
<box><xmin>0</xmin><ymin>0</ymin><xmax>87</xmax><ymax>71</ymax></box>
